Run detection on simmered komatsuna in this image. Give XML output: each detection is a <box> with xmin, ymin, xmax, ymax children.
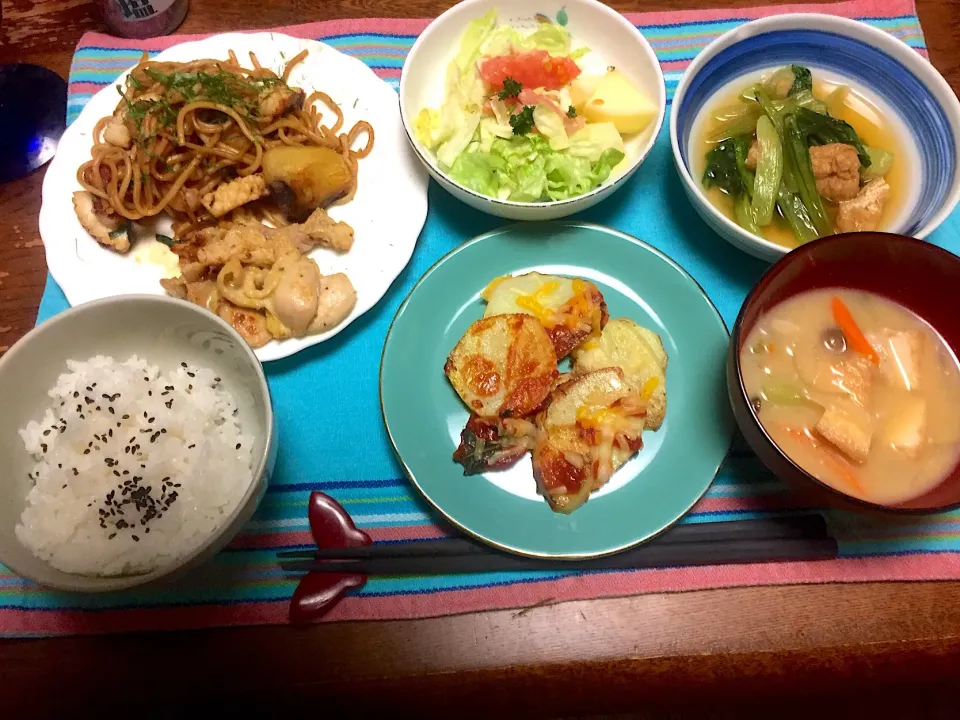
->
<box><xmin>740</xmin><ymin>288</ymin><xmax>960</xmax><ymax>504</ymax></box>
<box><xmin>696</xmin><ymin>65</ymin><xmax>903</xmax><ymax>249</ymax></box>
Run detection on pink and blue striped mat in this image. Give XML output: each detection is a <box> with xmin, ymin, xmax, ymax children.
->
<box><xmin>7</xmin><ymin>0</ymin><xmax>960</xmax><ymax>636</ymax></box>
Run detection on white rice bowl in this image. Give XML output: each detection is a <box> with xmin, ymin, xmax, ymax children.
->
<box><xmin>16</xmin><ymin>355</ymin><xmax>254</xmax><ymax>576</ymax></box>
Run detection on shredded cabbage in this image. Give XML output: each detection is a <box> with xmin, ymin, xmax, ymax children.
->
<box><xmin>449</xmin><ymin>134</ymin><xmax>625</xmax><ymax>202</ymax></box>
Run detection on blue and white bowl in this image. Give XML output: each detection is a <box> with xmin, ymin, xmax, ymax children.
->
<box><xmin>670</xmin><ymin>13</ymin><xmax>960</xmax><ymax>262</ymax></box>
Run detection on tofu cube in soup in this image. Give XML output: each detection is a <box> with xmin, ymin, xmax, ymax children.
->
<box><xmin>880</xmin><ymin>396</ymin><xmax>927</xmax><ymax>457</ymax></box>
<box><xmin>815</xmin><ymin>402</ymin><xmax>873</xmax><ymax>464</ymax></box>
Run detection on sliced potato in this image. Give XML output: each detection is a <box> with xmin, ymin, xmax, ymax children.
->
<box><xmin>569</xmin><ymin>74</ymin><xmax>602</xmax><ymax>109</ymax></box>
<box><xmin>580</xmin><ymin>69</ymin><xmax>658</xmax><ymax>135</ymax></box>
<box><xmin>571</xmin><ymin>318</ymin><xmax>668</xmax><ymax>430</ymax></box>
<box><xmin>482</xmin><ymin>272</ymin><xmax>608</xmax><ymax>358</ymax></box>
<box><xmin>533</xmin><ymin>368</ymin><xmax>643</xmax><ymax>514</ymax></box>
<box><xmin>445</xmin><ymin>313</ymin><xmax>558</xmax><ymax>418</ymax></box>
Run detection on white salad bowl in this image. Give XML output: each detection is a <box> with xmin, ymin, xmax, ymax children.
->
<box><xmin>670</xmin><ymin>13</ymin><xmax>960</xmax><ymax>262</ymax></box>
<box><xmin>0</xmin><ymin>296</ymin><xmax>276</xmax><ymax>593</ymax></box>
<box><xmin>399</xmin><ymin>0</ymin><xmax>666</xmax><ymax>221</ymax></box>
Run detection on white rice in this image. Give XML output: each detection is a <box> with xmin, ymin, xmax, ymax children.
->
<box><xmin>17</xmin><ymin>355</ymin><xmax>254</xmax><ymax>577</ymax></box>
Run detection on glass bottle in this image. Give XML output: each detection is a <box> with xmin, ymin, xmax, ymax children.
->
<box><xmin>98</xmin><ymin>0</ymin><xmax>189</xmax><ymax>39</ymax></box>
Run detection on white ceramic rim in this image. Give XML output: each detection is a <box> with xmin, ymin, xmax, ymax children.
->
<box><xmin>398</xmin><ymin>0</ymin><xmax>667</xmax><ymax>210</ymax></box>
<box><xmin>669</xmin><ymin>12</ymin><xmax>960</xmax><ymax>259</ymax></box>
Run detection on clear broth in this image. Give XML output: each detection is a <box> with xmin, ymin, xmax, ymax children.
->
<box><xmin>740</xmin><ymin>288</ymin><xmax>960</xmax><ymax>505</ymax></box>
<box><xmin>695</xmin><ymin>78</ymin><xmax>907</xmax><ymax>250</ymax></box>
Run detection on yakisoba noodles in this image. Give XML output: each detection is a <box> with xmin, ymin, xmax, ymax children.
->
<box><xmin>75</xmin><ymin>48</ymin><xmax>374</xmax><ymax>242</ymax></box>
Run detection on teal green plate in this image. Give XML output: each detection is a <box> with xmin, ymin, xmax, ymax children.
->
<box><xmin>379</xmin><ymin>222</ymin><xmax>734</xmax><ymax>558</ymax></box>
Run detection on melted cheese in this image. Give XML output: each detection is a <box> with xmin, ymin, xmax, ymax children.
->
<box><xmin>576</xmin><ymin>404</ymin><xmax>620</xmax><ymax>429</ymax></box>
<box><xmin>575</xmin><ymin>401</ymin><xmax>646</xmax><ymax>436</ymax></box>
<box><xmin>483</xmin><ymin>273</ymin><xmax>589</xmax><ymax>330</ymax></box>
<box><xmin>480</xmin><ymin>275</ymin><xmax>508</xmax><ymax>301</ymax></box>
<box><xmin>640</xmin><ymin>376</ymin><xmax>660</xmax><ymax>401</ymax></box>
<box><xmin>515</xmin><ymin>280</ymin><xmax>561</xmax><ymax>324</ymax></box>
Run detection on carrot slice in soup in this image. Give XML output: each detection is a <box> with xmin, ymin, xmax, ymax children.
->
<box><xmin>831</xmin><ymin>296</ymin><xmax>880</xmax><ymax>365</ymax></box>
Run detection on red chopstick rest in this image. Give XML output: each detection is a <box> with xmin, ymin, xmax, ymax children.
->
<box><xmin>289</xmin><ymin>491</ymin><xmax>371</xmax><ymax>624</ymax></box>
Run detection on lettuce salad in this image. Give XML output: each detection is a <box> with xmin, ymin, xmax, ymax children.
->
<box><xmin>414</xmin><ymin>10</ymin><xmax>630</xmax><ymax>203</ymax></box>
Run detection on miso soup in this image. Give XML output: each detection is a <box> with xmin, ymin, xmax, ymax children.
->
<box><xmin>740</xmin><ymin>288</ymin><xmax>960</xmax><ymax>505</ymax></box>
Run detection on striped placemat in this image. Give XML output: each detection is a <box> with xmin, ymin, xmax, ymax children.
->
<box><xmin>5</xmin><ymin>0</ymin><xmax>960</xmax><ymax>637</ymax></box>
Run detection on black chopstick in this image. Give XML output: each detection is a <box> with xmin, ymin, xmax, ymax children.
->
<box><xmin>277</xmin><ymin>536</ymin><xmax>838</xmax><ymax>575</ymax></box>
<box><xmin>276</xmin><ymin>513</ymin><xmax>828</xmax><ymax>561</ymax></box>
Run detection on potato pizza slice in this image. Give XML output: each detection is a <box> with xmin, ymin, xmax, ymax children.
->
<box><xmin>532</xmin><ymin>368</ymin><xmax>648</xmax><ymax>514</ymax></box>
<box><xmin>445</xmin><ymin>313</ymin><xmax>558</xmax><ymax>418</ymax></box>
<box><xmin>571</xmin><ymin>317</ymin><xmax>668</xmax><ymax>430</ymax></box>
<box><xmin>481</xmin><ymin>272</ymin><xmax>609</xmax><ymax>358</ymax></box>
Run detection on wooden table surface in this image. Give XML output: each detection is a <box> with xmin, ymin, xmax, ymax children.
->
<box><xmin>3</xmin><ymin>0</ymin><xmax>960</xmax><ymax>715</ymax></box>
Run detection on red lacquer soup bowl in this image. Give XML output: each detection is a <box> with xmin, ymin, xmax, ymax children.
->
<box><xmin>728</xmin><ymin>232</ymin><xmax>960</xmax><ymax>513</ymax></box>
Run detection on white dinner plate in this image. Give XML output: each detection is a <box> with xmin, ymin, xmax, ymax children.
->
<box><xmin>39</xmin><ymin>32</ymin><xmax>429</xmax><ymax>362</ymax></box>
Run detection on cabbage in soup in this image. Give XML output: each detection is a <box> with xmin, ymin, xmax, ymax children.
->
<box><xmin>740</xmin><ymin>288</ymin><xmax>960</xmax><ymax>505</ymax></box>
